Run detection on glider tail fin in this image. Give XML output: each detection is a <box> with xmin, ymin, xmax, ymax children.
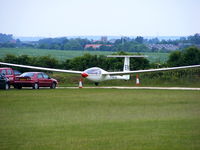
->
<box><xmin>123</xmin><ymin>57</ymin><xmax>130</xmax><ymax>80</ymax></box>
<box><xmin>107</xmin><ymin>55</ymin><xmax>148</xmax><ymax>80</ymax></box>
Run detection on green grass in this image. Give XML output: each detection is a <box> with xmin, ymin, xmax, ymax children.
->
<box><xmin>0</xmin><ymin>89</ymin><xmax>200</xmax><ymax>150</ymax></box>
<box><xmin>0</xmin><ymin>48</ymin><xmax>169</xmax><ymax>63</ymax></box>
<box><xmin>0</xmin><ymin>48</ymin><xmax>113</xmax><ymax>61</ymax></box>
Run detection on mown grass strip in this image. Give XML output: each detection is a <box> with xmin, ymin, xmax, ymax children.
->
<box><xmin>0</xmin><ymin>89</ymin><xmax>199</xmax><ymax>150</ymax></box>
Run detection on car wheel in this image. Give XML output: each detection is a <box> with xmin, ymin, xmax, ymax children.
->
<box><xmin>95</xmin><ymin>82</ymin><xmax>99</xmax><ymax>86</ymax></box>
<box><xmin>33</xmin><ymin>83</ymin><xmax>39</xmax><ymax>89</ymax></box>
<box><xmin>4</xmin><ymin>83</ymin><xmax>10</xmax><ymax>90</ymax></box>
<box><xmin>50</xmin><ymin>82</ymin><xmax>56</xmax><ymax>89</ymax></box>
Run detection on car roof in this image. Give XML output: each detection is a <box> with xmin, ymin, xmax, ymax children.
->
<box><xmin>22</xmin><ymin>72</ymin><xmax>45</xmax><ymax>74</ymax></box>
<box><xmin>0</xmin><ymin>67</ymin><xmax>12</xmax><ymax>70</ymax></box>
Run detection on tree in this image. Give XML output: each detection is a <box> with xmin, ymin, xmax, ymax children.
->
<box><xmin>188</xmin><ymin>33</ymin><xmax>200</xmax><ymax>44</ymax></box>
<box><xmin>135</xmin><ymin>36</ymin><xmax>144</xmax><ymax>44</ymax></box>
<box><xmin>148</xmin><ymin>38</ymin><xmax>159</xmax><ymax>44</ymax></box>
<box><xmin>3</xmin><ymin>54</ymin><xmax>18</xmax><ymax>63</ymax></box>
<box><xmin>182</xmin><ymin>47</ymin><xmax>200</xmax><ymax>65</ymax></box>
<box><xmin>35</xmin><ymin>55</ymin><xmax>59</xmax><ymax>68</ymax></box>
<box><xmin>63</xmin><ymin>39</ymin><xmax>83</xmax><ymax>50</ymax></box>
<box><xmin>167</xmin><ymin>51</ymin><xmax>182</xmax><ymax>66</ymax></box>
<box><xmin>0</xmin><ymin>33</ymin><xmax>13</xmax><ymax>43</ymax></box>
<box><xmin>167</xmin><ymin>47</ymin><xmax>200</xmax><ymax>66</ymax></box>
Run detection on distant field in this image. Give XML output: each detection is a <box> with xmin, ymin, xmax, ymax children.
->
<box><xmin>0</xmin><ymin>89</ymin><xmax>199</xmax><ymax>150</ymax></box>
<box><xmin>0</xmin><ymin>48</ymin><xmax>169</xmax><ymax>63</ymax></box>
<box><xmin>0</xmin><ymin>48</ymin><xmax>113</xmax><ymax>61</ymax></box>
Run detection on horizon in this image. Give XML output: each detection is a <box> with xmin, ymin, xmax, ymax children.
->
<box><xmin>13</xmin><ymin>35</ymin><xmax>188</xmax><ymax>42</ymax></box>
<box><xmin>0</xmin><ymin>32</ymin><xmax>195</xmax><ymax>39</ymax></box>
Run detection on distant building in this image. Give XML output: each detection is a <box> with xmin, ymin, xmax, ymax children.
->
<box><xmin>84</xmin><ymin>44</ymin><xmax>112</xmax><ymax>49</ymax></box>
<box><xmin>101</xmin><ymin>36</ymin><xmax>107</xmax><ymax>42</ymax></box>
<box><xmin>11</xmin><ymin>39</ymin><xmax>18</xmax><ymax>43</ymax></box>
<box><xmin>146</xmin><ymin>44</ymin><xmax>179</xmax><ymax>51</ymax></box>
<box><xmin>85</xmin><ymin>44</ymin><xmax>102</xmax><ymax>49</ymax></box>
<box><xmin>109</xmin><ymin>39</ymin><xmax>117</xmax><ymax>43</ymax></box>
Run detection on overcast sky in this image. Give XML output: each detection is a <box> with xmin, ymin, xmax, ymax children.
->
<box><xmin>0</xmin><ymin>0</ymin><xmax>199</xmax><ymax>37</ymax></box>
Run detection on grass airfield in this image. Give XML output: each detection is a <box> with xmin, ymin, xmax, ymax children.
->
<box><xmin>0</xmin><ymin>88</ymin><xmax>200</xmax><ymax>150</ymax></box>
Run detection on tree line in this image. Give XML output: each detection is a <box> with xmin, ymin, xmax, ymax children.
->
<box><xmin>33</xmin><ymin>34</ymin><xmax>200</xmax><ymax>52</ymax></box>
<box><xmin>0</xmin><ymin>51</ymin><xmax>149</xmax><ymax>72</ymax></box>
<box><xmin>1</xmin><ymin>33</ymin><xmax>200</xmax><ymax>52</ymax></box>
<box><xmin>167</xmin><ymin>46</ymin><xmax>200</xmax><ymax>66</ymax></box>
<box><xmin>0</xmin><ymin>47</ymin><xmax>199</xmax><ymax>73</ymax></box>
<box><xmin>0</xmin><ymin>33</ymin><xmax>21</xmax><ymax>48</ymax></box>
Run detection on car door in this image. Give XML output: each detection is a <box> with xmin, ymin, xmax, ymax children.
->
<box><xmin>37</xmin><ymin>73</ymin><xmax>45</xmax><ymax>87</ymax></box>
<box><xmin>6</xmin><ymin>69</ymin><xmax>14</xmax><ymax>84</ymax></box>
<box><xmin>42</xmin><ymin>73</ymin><xmax>52</xmax><ymax>87</ymax></box>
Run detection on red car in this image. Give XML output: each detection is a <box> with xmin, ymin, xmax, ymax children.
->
<box><xmin>0</xmin><ymin>67</ymin><xmax>21</xmax><ymax>86</ymax></box>
<box><xmin>14</xmin><ymin>72</ymin><xmax>58</xmax><ymax>89</ymax></box>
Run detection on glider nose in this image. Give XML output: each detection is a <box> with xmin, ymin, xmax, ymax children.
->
<box><xmin>81</xmin><ymin>72</ymin><xmax>88</xmax><ymax>78</ymax></box>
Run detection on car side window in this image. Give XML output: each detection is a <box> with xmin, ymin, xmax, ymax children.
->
<box><xmin>7</xmin><ymin>69</ymin><xmax>13</xmax><ymax>75</ymax></box>
<box><xmin>37</xmin><ymin>73</ymin><xmax>43</xmax><ymax>79</ymax></box>
<box><xmin>42</xmin><ymin>73</ymin><xmax>49</xmax><ymax>79</ymax></box>
<box><xmin>1</xmin><ymin>69</ymin><xmax>6</xmax><ymax>75</ymax></box>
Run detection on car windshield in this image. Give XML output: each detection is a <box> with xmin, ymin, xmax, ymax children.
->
<box><xmin>14</xmin><ymin>70</ymin><xmax>21</xmax><ymax>75</ymax></box>
<box><xmin>20</xmin><ymin>72</ymin><xmax>35</xmax><ymax>77</ymax></box>
<box><xmin>0</xmin><ymin>73</ymin><xmax>5</xmax><ymax>78</ymax></box>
